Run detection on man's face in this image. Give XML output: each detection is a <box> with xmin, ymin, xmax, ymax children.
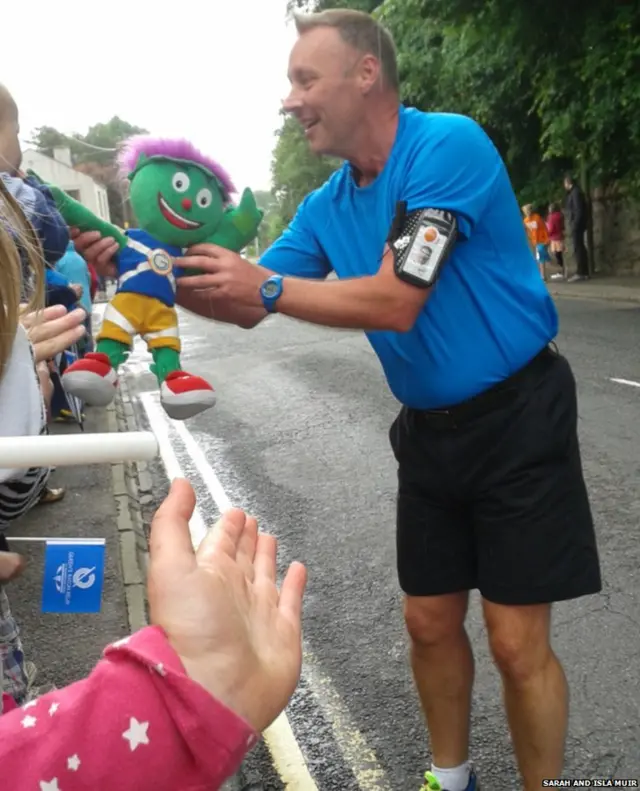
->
<box><xmin>564</xmin><ymin>178</ymin><xmax>572</xmax><ymax>191</ymax></box>
<box><xmin>283</xmin><ymin>27</ymin><xmax>372</xmax><ymax>156</ymax></box>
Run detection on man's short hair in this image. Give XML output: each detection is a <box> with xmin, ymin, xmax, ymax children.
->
<box><xmin>293</xmin><ymin>8</ymin><xmax>399</xmax><ymax>92</ymax></box>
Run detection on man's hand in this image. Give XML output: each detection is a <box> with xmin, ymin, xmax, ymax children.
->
<box><xmin>179</xmin><ymin>244</ymin><xmax>272</xmax><ymax>308</ymax></box>
<box><xmin>71</xmin><ymin>283</ymin><xmax>84</xmax><ymax>299</ymax></box>
<box><xmin>70</xmin><ymin>228</ymin><xmax>119</xmax><ymax>278</ymax></box>
<box><xmin>147</xmin><ymin>479</ymin><xmax>307</xmax><ymax>734</ymax></box>
<box><xmin>20</xmin><ymin>304</ymin><xmax>87</xmax><ymax>362</ymax></box>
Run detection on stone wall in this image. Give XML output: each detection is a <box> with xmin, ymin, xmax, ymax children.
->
<box><xmin>589</xmin><ymin>193</ymin><xmax>640</xmax><ymax>276</ymax></box>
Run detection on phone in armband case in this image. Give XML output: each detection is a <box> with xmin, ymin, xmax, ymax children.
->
<box><xmin>389</xmin><ymin>203</ymin><xmax>458</xmax><ymax>288</ymax></box>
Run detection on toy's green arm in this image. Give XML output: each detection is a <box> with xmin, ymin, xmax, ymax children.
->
<box><xmin>205</xmin><ymin>188</ymin><xmax>263</xmax><ymax>252</ymax></box>
<box><xmin>27</xmin><ymin>169</ymin><xmax>128</xmax><ymax>250</ymax></box>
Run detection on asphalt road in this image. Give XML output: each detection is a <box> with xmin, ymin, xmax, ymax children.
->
<box><xmin>120</xmin><ymin>296</ymin><xmax>640</xmax><ymax>789</ymax></box>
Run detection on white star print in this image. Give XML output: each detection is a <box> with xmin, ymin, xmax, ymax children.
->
<box><xmin>21</xmin><ymin>714</ymin><xmax>37</xmax><ymax>728</ymax></box>
<box><xmin>22</xmin><ymin>699</ymin><xmax>37</xmax><ymax>709</ymax></box>
<box><xmin>113</xmin><ymin>636</ymin><xmax>131</xmax><ymax>648</ymax></box>
<box><xmin>67</xmin><ymin>754</ymin><xmax>81</xmax><ymax>771</ymax></box>
<box><xmin>49</xmin><ymin>702</ymin><xmax>59</xmax><ymax>716</ymax></box>
<box><xmin>153</xmin><ymin>663</ymin><xmax>166</xmax><ymax>676</ymax></box>
<box><xmin>122</xmin><ymin>717</ymin><xmax>150</xmax><ymax>751</ymax></box>
<box><xmin>39</xmin><ymin>779</ymin><xmax>60</xmax><ymax>791</ymax></box>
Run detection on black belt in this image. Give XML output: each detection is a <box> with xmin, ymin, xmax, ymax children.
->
<box><xmin>414</xmin><ymin>345</ymin><xmax>558</xmax><ymax>429</ymax></box>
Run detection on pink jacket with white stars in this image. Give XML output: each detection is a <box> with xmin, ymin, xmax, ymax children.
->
<box><xmin>0</xmin><ymin>626</ymin><xmax>258</xmax><ymax>790</ymax></box>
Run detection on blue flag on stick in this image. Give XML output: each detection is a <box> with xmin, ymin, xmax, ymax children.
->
<box><xmin>41</xmin><ymin>538</ymin><xmax>106</xmax><ymax>613</ymax></box>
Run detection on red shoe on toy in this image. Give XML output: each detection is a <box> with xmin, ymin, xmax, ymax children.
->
<box><xmin>61</xmin><ymin>352</ymin><xmax>118</xmax><ymax>407</ymax></box>
<box><xmin>160</xmin><ymin>371</ymin><xmax>216</xmax><ymax>420</ymax></box>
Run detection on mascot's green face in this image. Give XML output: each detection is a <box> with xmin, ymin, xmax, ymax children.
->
<box><xmin>128</xmin><ymin>156</ymin><xmax>225</xmax><ymax>247</ymax></box>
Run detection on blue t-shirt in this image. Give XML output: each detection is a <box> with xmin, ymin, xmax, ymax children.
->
<box><xmin>259</xmin><ymin>106</ymin><xmax>558</xmax><ymax>410</ymax></box>
<box><xmin>56</xmin><ymin>241</ymin><xmax>93</xmax><ymax>315</ymax></box>
<box><xmin>117</xmin><ymin>229</ymin><xmax>184</xmax><ymax>308</ymax></box>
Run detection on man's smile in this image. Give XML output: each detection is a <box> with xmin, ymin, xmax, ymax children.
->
<box><xmin>158</xmin><ymin>194</ymin><xmax>203</xmax><ymax>230</ymax></box>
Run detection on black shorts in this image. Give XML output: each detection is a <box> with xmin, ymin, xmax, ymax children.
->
<box><xmin>389</xmin><ymin>346</ymin><xmax>602</xmax><ymax>605</ymax></box>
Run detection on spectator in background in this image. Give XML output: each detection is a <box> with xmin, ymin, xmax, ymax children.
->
<box><xmin>0</xmin><ymin>84</ymin><xmax>69</xmax><ymax>290</ymax></box>
<box><xmin>0</xmin><ymin>87</ymin><xmax>75</xmax><ymax>501</ymax></box>
<box><xmin>56</xmin><ymin>240</ymin><xmax>94</xmax><ymax>354</ymax></box>
<box><xmin>563</xmin><ymin>175</ymin><xmax>589</xmax><ymax>282</ymax></box>
<box><xmin>0</xmin><ymin>179</ymin><xmax>86</xmax><ymax>710</ymax></box>
<box><xmin>546</xmin><ymin>203</ymin><xmax>565</xmax><ymax>278</ymax></box>
<box><xmin>522</xmin><ymin>204</ymin><xmax>551</xmax><ymax>280</ymax></box>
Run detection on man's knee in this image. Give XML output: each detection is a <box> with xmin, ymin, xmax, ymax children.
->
<box><xmin>483</xmin><ymin>600</ymin><xmax>553</xmax><ymax>683</ymax></box>
<box><xmin>404</xmin><ymin>592</ymin><xmax>469</xmax><ymax>649</ymax></box>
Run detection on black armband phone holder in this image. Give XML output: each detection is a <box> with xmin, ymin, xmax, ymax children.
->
<box><xmin>387</xmin><ymin>202</ymin><xmax>458</xmax><ymax>288</ymax></box>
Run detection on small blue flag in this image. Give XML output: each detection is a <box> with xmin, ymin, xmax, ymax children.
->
<box><xmin>41</xmin><ymin>538</ymin><xmax>106</xmax><ymax>613</ymax></box>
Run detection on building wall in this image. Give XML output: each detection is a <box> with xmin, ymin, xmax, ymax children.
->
<box><xmin>21</xmin><ymin>148</ymin><xmax>111</xmax><ymax>222</ymax></box>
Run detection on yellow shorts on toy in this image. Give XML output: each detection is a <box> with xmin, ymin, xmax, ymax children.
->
<box><xmin>98</xmin><ymin>292</ymin><xmax>181</xmax><ymax>353</ymax></box>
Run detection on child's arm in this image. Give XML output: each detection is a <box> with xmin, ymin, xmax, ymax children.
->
<box><xmin>26</xmin><ymin>170</ymin><xmax>128</xmax><ymax>250</ymax></box>
<box><xmin>0</xmin><ymin>173</ymin><xmax>69</xmax><ymax>266</ymax></box>
<box><xmin>44</xmin><ymin>269</ymin><xmax>79</xmax><ymax>310</ymax></box>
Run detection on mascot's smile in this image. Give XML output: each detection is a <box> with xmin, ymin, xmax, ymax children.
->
<box><xmin>158</xmin><ymin>194</ymin><xmax>203</xmax><ymax>230</ymax></box>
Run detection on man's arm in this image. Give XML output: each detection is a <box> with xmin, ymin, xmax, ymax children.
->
<box><xmin>271</xmin><ymin>116</ymin><xmax>498</xmax><ymax>332</ymax></box>
<box><xmin>200</xmin><ymin>116</ymin><xmax>496</xmax><ymax>332</ymax></box>
<box><xmin>271</xmin><ymin>250</ymin><xmax>425</xmax><ymax>332</ymax></box>
<box><xmin>177</xmin><ymin>288</ymin><xmax>267</xmax><ymax>329</ymax></box>
<box><xmin>180</xmin><ymin>119</ymin><xmax>497</xmax><ymax>334</ymax></box>
<box><xmin>178</xmin><ymin>192</ymin><xmax>332</xmax><ymax>327</ymax></box>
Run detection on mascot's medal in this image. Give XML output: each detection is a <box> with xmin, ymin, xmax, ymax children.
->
<box><xmin>148</xmin><ymin>248</ymin><xmax>174</xmax><ymax>276</ymax></box>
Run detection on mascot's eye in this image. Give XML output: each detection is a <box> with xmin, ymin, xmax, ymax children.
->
<box><xmin>196</xmin><ymin>188</ymin><xmax>213</xmax><ymax>208</ymax></box>
<box><xmin>172</xmin><ymin>172</ymin><xmax>190</xmax><ymax>193</ymax></box>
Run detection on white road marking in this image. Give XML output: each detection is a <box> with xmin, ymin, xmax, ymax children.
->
<box><xmin>136</xmin><ymin>390</ymin><xmax>391</xmax><ymax>790</ymax></box>
<box><xmin>138</xmin><ymin>393</ymin><xmax>207</xmax><ymax>547</ymax></box>
<box><xmin>610</xmin><ymin>377</ymin><xmax>640</xmax><ymax>388</ymax></box>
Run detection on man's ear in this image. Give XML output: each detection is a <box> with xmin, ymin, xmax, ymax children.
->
<box><xmin>359</xmin><ymin>54</ymin><xmax>381</xmax><ymax>95</ymax></box>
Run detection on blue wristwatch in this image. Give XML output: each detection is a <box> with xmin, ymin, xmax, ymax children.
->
<box><xmin>260</xmin><ymin>274</ymin><xmax>284</xmax><ymax>313</ymax></box>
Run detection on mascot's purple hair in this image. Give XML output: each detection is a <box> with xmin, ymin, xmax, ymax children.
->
<box><xmin>117</xmin><ymin>135</ymin><xmax>237</xmax><ymax>201</ymax></box>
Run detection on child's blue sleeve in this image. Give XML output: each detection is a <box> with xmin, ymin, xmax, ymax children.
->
<box><xmin>45</xmin><ymin>268</ymin><xmax>70</xmax><ymax>288</ymax></box>
<box><xmin>23</xmin><ymin>177</ymin><xmax>70</xmax><ymax>266</ymax></box>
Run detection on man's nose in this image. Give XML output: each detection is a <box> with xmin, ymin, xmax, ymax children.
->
<box><xmin>282</xmin><ymin>90</ymin><xmax>302</xmax><ymax>113</ymax></box>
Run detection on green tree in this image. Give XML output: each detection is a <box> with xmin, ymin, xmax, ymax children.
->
<box><xmin>375</xmin><ymin>0</ymin><xmax>640</xmax><ymax>199</ymax></box>
<box><xmin>248</xmin><ymin>189</ymin><xmax>278</xmax><ymax>255</ymax></box>
<box><xmin>28</xmin><ymin>116</ymin><xmax>148</xmax><ymax>226</ymax></box>
<box><xmin>269</xmin><ymin>113</ymin><xmax>341</xmax><ymax>238</ymax></box>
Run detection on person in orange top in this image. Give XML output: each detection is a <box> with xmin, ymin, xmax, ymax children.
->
<box><xmin>522</xmin><ymin>204</ymin><xmax>551</xmax><ymax>280</ymax></box>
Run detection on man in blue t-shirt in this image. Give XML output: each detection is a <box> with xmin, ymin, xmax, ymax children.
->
<box><xmin>73</xmin><ymin>10</ymin><xmax>600</xmax><ymax>790</ymax></box>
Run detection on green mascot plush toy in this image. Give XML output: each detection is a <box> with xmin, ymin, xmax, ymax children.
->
<box><xmin>31</xmin><ymin>136</ymin><xmax>263</xmax><ymax>420</ymax></box>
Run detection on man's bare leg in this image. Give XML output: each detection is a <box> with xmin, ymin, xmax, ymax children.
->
<box><xmin>404</xmin><ymin>592</ymin><xmax>474</xmax><ymax>769</ymax></box>
<box><xmin>483</xmin><ymin>601</ymin><xmax>568</xmax><ymax>790</ymax></box>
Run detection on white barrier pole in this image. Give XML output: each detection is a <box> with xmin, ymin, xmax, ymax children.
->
<box><xmin>0</xmin><ymin>432</ymin><xmax>158</xmax><ymax>468</ymax></box>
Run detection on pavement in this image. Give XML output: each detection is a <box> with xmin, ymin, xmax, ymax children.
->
<box><xmin>6</xmin><ymin>280</ymin><xmax>639</xmax><ymax>790</ymax></box>
<box><xmin>5</xmin><ymin>408</ymin><xmax>131</xmax><ymax>695</ymax></box>
<box><xmin>547</xmin><ymin>274</ymin><xmax>640</xmax><ymax>304</ymax></box>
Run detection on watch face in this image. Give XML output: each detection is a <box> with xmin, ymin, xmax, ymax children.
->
<box><xmin>263</xmin><ymin>282</ymin><xmax>279</xmax><ymax>297</ymax></box>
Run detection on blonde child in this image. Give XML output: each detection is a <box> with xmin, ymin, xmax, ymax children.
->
<box><xmin>522</xmin><ymin>204</ymin><xmax>551</xmax><ymax>280</ymax></box>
